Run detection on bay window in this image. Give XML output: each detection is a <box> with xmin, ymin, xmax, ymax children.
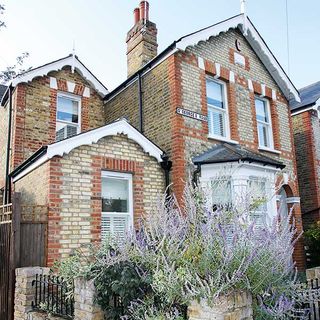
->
<box><xmin>101</xmin><ymin>171</ymin><xmax>133</xmax><ymax>240</ymax></box>
<box><xmin>206</xmin><ymin>78</ymin><xmax>229</xmax><ymax>139</ymax></box>
<box><xmin>255</xmin><ymin>97</ymin><xmax>273</xmax><ymax>149</ymax></box>
<box><xmin>200</xmin><ymin>163</ymin><xmax>278</xmax><ymax>227</ymax></box>
<box><xmin>56</xmin><ymin>94</ymin><xmax>80</xmax><ymax>141</ymax></box>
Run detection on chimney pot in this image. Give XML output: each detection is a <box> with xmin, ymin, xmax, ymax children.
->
<box><xmin>139</xmin><ymin>1</ymin><xmax>149</xmax><ymax>21</ymax></box>
<box><xmin>133</xmin><ymin>8</ymin><xmax>140</xmax><ymax>24</ymax></box>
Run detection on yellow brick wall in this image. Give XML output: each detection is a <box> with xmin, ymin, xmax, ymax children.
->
<box><xmin>46</xmin><ymin>134</ymin><xmax>165</xmax><ymax>262</ymax></box>
<box><xmin>14</xmin><ymin>162</ymin><xmax>49</xmax><ymax>206</ymax></box>
<box><xmin>105</xmin><ymin>59</ymin><xmax>172</xmax><ymax>153</ymax></box>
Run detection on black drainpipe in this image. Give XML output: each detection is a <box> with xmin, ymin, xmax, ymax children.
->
<box><xmin>192</xmin><ymin>164</ymin><xmax>201</xmax><ymax>188</ymax></box>
<box><xmin>4</xmin><ymin>85</ymin><xmax>13</xmax><ymax>204</ymax></box>
<box><xmin>161</xmin><ymin>153</ymin><xmax>172</xmax><ymax>197</ymax></box>
<box><xmin>138</xmin><ymin>72</ymin><xmax>143</xmax><ymax>133</ymax></box>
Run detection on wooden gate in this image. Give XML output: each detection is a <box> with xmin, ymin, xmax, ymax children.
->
<box><xmin>0</xmin><ymin>194</ymin><xmax>21</xmax><ymax>320</ymax></box>
<box><xmin>20</xmin><ymin>205</ymin><xmax>48</xmax><ymax>267</ymax></box>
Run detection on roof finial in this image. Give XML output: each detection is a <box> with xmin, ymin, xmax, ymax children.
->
<box><xmin>240</xmin><ymin>0</ymin><xmax>246</xmax><ymax>15</ymax></box>
<box><xmin>71</xmin><ymin>40</ymin><xmax>76</xmax><ymax>73</ymax></box>
<box><xmin>240</xmin><ymin>0</ymin><xmax>248</xmax><ymax>35</ymax></box>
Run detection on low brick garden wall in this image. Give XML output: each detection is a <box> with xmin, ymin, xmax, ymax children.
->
<box><xmin>14</xmin><ymin>267</ymin><xmax>253</xmax><ymax>320</ymax></box>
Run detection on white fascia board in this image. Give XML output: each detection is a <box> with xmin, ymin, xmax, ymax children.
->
<box><xmin>200</xmin><ymin>161</ymin><xmax>280</xmax><ymax>176</ymax></box>
<box><xmin>243</xmin><ymin>19</ymin><xmax>300</xmax><ymax>103</ymax></box>
<box><xmin>175</xmin><ymin>14</ymin><xmax>300</xmax><ymax>103</ymax></box>
<box><xmin>13</xmin><ymin>120</ymin><xmax>164</xmax><ymax>182</ymax></box>
<box><xmin>291</xmin><ymin>99</ymin><xmax>320</xmax><ymax>116</ymax></box>
<box><xmin>11</xmin><ymin>56</ymin><xmax>108</xmax><ymax>97</ymax></box>
<box><xmin>176</xmin><ymin>15</ymin><xmax>244</xmax><ymax>52</ymax></box>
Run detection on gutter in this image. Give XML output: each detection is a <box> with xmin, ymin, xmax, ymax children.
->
<box><xmin>193</xmin><ymin>158</ymin><xmax>285</xmax><ymax>170</ymax></box>
<box><xmin>291</xmin><ymin>103</ymin><xmax>318</xmax><ymax>116</ymax></box>
<box><xmin>10</xmin><ymin>146</ymin><xmax>48</xmax><ymax>180</ymax></box>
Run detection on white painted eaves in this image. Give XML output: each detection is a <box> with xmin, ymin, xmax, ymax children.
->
<box><xmin>12</xmin><ymin>119</ymin><xmax>164</xmax><ymax>182</ymax></box>
<box><xmin>10</xmin><ymin>55</ymin><xmax>108</xmax><ymax>97</ymax></box>
<box><xmin>176</xmin><ymin>14</ymin><xmax>300</xmax><ymax>103</ymax></box>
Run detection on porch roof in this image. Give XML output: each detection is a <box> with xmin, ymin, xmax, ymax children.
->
<box><xmin>193</xmin><ymin>143</ymin><xmax>285</xmax><ymax>169</ymax></box>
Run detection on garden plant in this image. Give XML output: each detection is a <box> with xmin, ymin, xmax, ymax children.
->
<box><xmin>57</xmin><ymin>174</ymin><xmax>311</xmax><ymax>319</ymax></box>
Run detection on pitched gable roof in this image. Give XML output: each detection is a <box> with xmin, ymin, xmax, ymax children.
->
<box><xmin>1</xmin><ymin>54</ymin><xmax>108</xmax><ymax>106</ymax></box>
<box><xmin>106</xmin><ymin>14</ymin><xmax>300</xmax><ymax>103</ymax></box>
<box><xmin>176</xmin><ymin>14</ymin><xmax>299</xmax><ymax>102</ymax></box>
<box><xmin>11</xmin><ymin>119</ymin><xmax>164</xmax><ymax>182</ymax></box>
<box><xmin>290</xmin><ymin>81</ymin><xmax>320</xmax><ymax>113</ymax></box>
<box><xmin>193</xmin><ymin>143</ymin><xmax>285</xmax><ymax>169</ymax></box>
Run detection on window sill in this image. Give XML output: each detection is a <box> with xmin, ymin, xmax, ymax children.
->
<box><xmin>208</xmin><ymin>135</ymin><xmax>239</xmax><ymax>145</ymax></box>
<box><xmin>258</xmin><ymin>146</ymin><xmax>281</xmax><ymax>155</ymax></box>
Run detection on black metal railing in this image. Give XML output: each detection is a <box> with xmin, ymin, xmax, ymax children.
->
<box><xmin>32</xmin><ymin>274</ymin><xmax>74</xmax><ymax>319</ymax></box>
<box><xmin>306</xmin><ymin>278</ymin><xmax>320</xmax><ymax>320</ymax></box>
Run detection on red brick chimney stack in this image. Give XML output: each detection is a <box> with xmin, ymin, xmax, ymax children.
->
<box><xmin>133</xmin><ymin>8</ymin><xmax>140</xmax><ymax>24</ymax></box>
<box><xmin>139</xmin><ymin>1</ymin><xmax>149</xmax><ymax>21</ymax></box>
<box><xmin>127</xmin><ymin>1</ymin><xmax>158</xmax><ymax>77</ymax></box>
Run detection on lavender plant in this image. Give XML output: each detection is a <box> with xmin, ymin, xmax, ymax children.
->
<box><xmin>57</xmin><ymin>175</ymin><xmax>307</xmax><ymax>319</ymax></box>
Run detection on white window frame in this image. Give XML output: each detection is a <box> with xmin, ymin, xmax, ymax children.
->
<box><xmin>209</xmin><ymin>175</ymin><xmax>233</xmax><ymax>207</ymax></box>
<box><xmin>200</xmin><ymin>162</ymin><xmax>278</xmax><ymax>227</ymax></box>
<box><xmin>247</xmin><ymin>176</ymin><xmax>269</xmax><ymax>227</ymax></box>
<box><xmin>101</xmin><ymin>171</ymin><xmax>134</xmax><ymax>239</ymax></box>
<box><xmin>56</xmin><ymin>92</ymin><xmax>81</xmax><ymax>141</ymax></box>
<box><xmin>255</xmin><ymin>96</ymin><xmax>274</xmax><ymax>150</ymax></box>
<box><xmin>206</xmin><ymin>77</ymin><xmax>231</xmax><ymax>141</ymax></box>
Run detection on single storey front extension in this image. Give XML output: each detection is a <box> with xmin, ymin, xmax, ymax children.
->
<box><xmin>10</xmin><ymin>119</ymin><xmax>166</xmax><ymax>265</ymax></box>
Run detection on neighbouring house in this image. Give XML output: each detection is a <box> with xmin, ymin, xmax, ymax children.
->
<box><xmin>0</xmin><ymin>1</ymin><xmax>305</xmax><ymax>270</ymax></box>
<box><xmin>290</xmin><ymin>81</ymin><xmax>320</xmax><ymax>228</ymax></box>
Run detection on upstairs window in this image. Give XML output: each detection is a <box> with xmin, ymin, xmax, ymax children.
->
<box><xmin>101</xmin><ymin>171</ymin><xmax>133</xmax><ymax>240</ymax></box>
<box><xmin>255</xmin><ymin>97</ymin><xmax>273</xmax><ymax>148</ymax></box>
<box><xmin>206</xmin><ymin>79</ymin><xmax>229</xmax><ymax>138</ymax></box>
<box><xmin>56</xmin><ymin>94</ymin><xmax>80</xmax><ymax>141</ymax></box>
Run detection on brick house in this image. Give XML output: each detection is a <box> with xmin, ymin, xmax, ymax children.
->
<box><xmin>104</xmin><ymin>2</ymin><xmax>305</xmax><ymax>269</ymax></box>
<box><xmin>290</xmin><ymin>81</ymin><xmax>320</xmax><ymax>228</ymax></box>
<box><xmin>0</xmin><ymin>1</ymin><xmax>305</xmax><ymax>269</ymax></box>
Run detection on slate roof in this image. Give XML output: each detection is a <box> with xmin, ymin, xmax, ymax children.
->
<box><xmin>193</xmin><ymin>143</ymin><xmax>285</xmax><ymax>169</ymax></box>
<box><xmin>290</xmin><ymin>81</ymin><xmax>320</xmax><ymax>112</ymax></box>
<box><xmin>0</xmin><ymin>84</ymin><xmax>7</xmax><ymax>102</ymax></box>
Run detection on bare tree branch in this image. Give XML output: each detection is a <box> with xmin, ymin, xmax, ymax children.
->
<box><xmin>0</xmin><ymin>4</ymin><xmax>31</xmax><ymax>83</ymax></box>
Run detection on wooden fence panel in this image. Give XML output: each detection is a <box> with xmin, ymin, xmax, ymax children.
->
<box><xmin>0</xmin><ymin>221</ymin><xmax>12</xmax><ymax>320</ymax></box>
<box><xmin>20</xmin><ymin>222</ymin><xmax>47</xmax><ymax>267</ymax></box>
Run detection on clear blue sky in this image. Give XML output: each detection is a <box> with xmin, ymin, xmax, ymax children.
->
<box><xmin>0</xmin><ymin>0</ymin><xmax>319</xmax><ymax>91</ymax></box>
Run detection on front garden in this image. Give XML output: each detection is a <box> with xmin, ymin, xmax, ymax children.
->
<box><xmin>52</xmin><ymin>179</ymin><xmax>314</xmax><ymax>319</ymax></box>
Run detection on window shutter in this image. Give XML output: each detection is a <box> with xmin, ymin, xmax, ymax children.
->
<box><xmin>113</xmin><ymin>216</ymin><xmax>129</xmax><ymax>238</ymax></box>
<box><xmin>208</xmin><ymin>108</ymin><xmax>225</xmax><ymax>136</ymax></box>
<box><xmin>55</xmin><ymin>127</ymin><xmax>65</xmax><ymax>142</ymax></box>
<box><xmin>101</xmin><ymin>216</ymin><xmax>111</xmax><ymax>240</ymax></box>
<box><xmin>66</xmin><ymin>125</ymin><xmax>78</xmax><ymax>139</ymax></box>
<box><xmin>101</xmin><ymin>215</ymin><xmax>129</xmax><ymax>240</ymax></box>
